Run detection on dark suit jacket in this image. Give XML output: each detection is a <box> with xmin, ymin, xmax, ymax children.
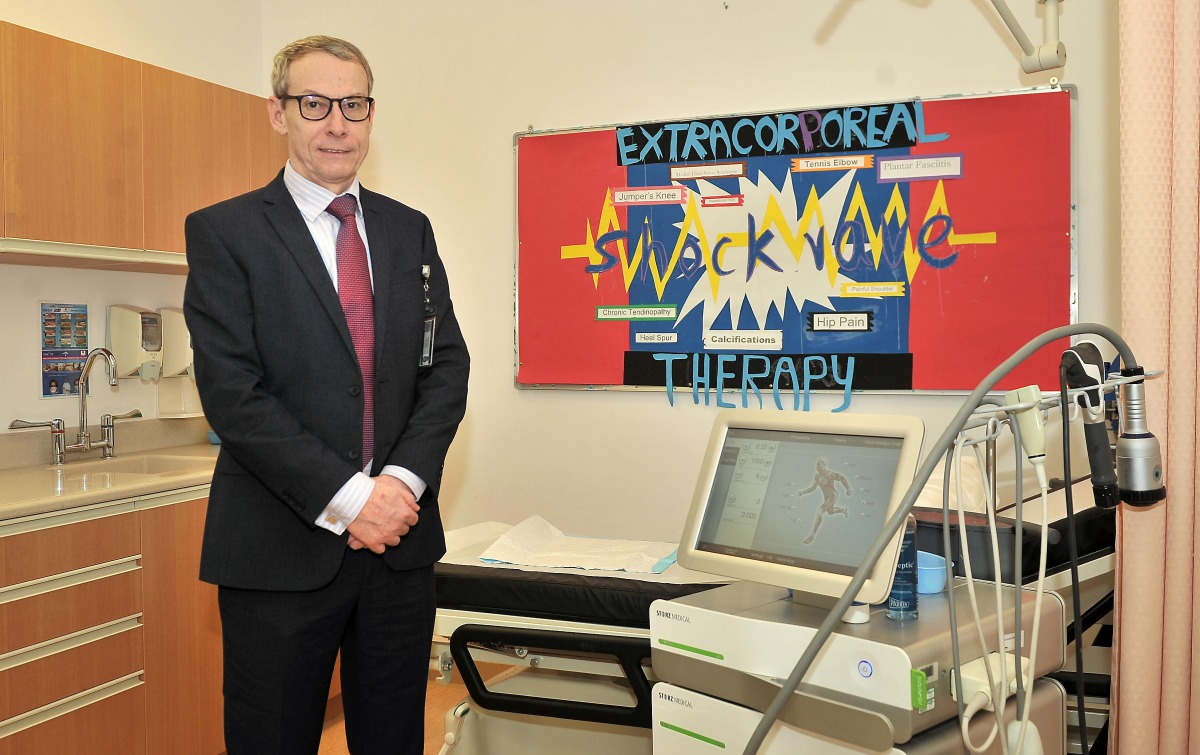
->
<box><xmin>183</xmin><ymin>172</ymin><xmax>470</xmax><ymax>592</ymax></box>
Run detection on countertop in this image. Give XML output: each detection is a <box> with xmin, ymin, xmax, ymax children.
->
<box><xmin>0</xmin><ymin>443</ymin><xmax>218</xmax><ymax>521</ymax></box>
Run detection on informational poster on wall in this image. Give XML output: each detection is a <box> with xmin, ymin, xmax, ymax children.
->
<box><xmin>516</xmin><ymin>87</ymin><xmax>1072</xmax><ymax>406</ymax></box>
<box><xmin>41</xmin><ymin>303</ymin><xmax>89</xmax><ymax>398</ymax></box>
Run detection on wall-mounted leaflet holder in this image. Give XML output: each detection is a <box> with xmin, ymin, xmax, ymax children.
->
<box><xmin>107</xmin><ymin>305</ymin><xmax>163</xmax><ymax>381</ymax></box>
<box><xmin>157</xmin><ymin>307</ymin><xmax>203</xmax><ymax>418</ymax></box>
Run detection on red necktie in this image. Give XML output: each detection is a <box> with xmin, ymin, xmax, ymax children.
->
<box><xmin>326</xmin><ymin>195</ymin><xmax>375</xmax><ymax>462</ymax></box>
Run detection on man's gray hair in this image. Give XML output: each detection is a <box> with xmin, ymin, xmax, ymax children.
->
<box><xmin>271</xmin><ymin>35</ymin><xmax>373</xmax><ymax>98</ymax></box>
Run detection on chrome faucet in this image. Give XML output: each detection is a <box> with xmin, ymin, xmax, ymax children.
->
<box><xmin>98</xmin><ymin>408</ymin><xmax>143</xmax><ymax>458</ymax></box>
<box><xmin>66</xmin><ymin>347</ymin><xmax>118</xmax><ymax>455</ymax></box>
<box><xmin>9</xmin><ymin>347</ymin><xmax>140</xmax><ymax>465</ymax></box>
<box><xmin>8</xmin><ymin>418</ymin><xmax>67</xmax><ymax>464</ymax></box>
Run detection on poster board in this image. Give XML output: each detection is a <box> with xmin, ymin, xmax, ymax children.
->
<box><xmin>516</xmin><ymin>88</ymin><xmax>1073</xmax><ymax>397</ymax></box>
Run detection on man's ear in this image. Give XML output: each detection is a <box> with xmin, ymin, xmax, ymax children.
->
<box><xmin>267</xmin><ymin>97</ymin><xmax>288</xmax><ymax>136</ymax></box>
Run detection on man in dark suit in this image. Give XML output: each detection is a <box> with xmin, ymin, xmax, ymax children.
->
<box><xmin>183</xmin><ymin>35</ymin><xmax>469</xmax><ymax>755</ymax></box>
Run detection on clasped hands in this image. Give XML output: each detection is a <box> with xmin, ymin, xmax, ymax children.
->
<box><xmin>346</xmin><ymin>474</ymin><xmax>419</xmax><ymax>554</ymax></box>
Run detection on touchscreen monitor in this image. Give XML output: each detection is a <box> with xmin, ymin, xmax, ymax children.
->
<box><xmin>678</xmin><ymin>410</ymin><xmax>924</xmax><ymax>606</ymax></box>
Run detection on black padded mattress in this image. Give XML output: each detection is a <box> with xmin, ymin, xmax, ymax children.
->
<box><xmin>434</xmin><ymin>561</ymin><xmax>726</xmax><ymax>629</ymax></box>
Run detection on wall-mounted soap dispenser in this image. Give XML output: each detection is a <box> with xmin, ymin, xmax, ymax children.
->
<box><xmin>159</xmin><ymin>307</ymin><xmax>193</xmax><ymax>378</ymax></box>
<box><xmin>157</xmin><ymin>307</ymin><xmax>204</xmax><ymax>418</ymax></box>
<box><xmin>106</xmin><ymin>305</ymin><xmax>163</xmax><ymax>381</ymax></box>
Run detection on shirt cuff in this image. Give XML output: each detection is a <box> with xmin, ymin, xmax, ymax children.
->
<box><xmin>314</xmin><ymin>471</ymin><xmax>374</xmax><ymax>535</ymax></box>
<box><xmin>380</xmin><ymin>465</ymin><xmax>427</xmax><ymax>501</ymax></box>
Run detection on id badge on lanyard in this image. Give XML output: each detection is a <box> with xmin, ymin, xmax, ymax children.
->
<box><xmin>420</xmin><ymin>264</ymin><xmax>436</xmax><ymax>367</ymax></box>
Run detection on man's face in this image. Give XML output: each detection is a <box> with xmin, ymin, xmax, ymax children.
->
<box><xmin>268</xmin><ymin>51</ymin><xmax>373</xmax><ymax>194</ymax></box>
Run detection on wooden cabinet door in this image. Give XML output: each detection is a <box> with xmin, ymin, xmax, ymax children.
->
<box><xmin>0</xmin><ymin>23</ymin><xmax>144</xmax><ymax>249</ymax></box>
<box><xmin>142</xmin><ymin>66</ymin><xmax>250</xmax><ymax>254</ymax></box>
<box><xmin>247</xmin><ymin>92</ymin><xmax>290</xmax><ymax>189</ymax></box>
<box><xmin>140</xmin><ymin>497</ymin><xmax>224</xmax><ymax>755</ymax></box>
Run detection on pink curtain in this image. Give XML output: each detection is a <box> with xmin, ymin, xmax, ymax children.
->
<box><xmin>1116</xmin><ymin>1</ymin><xmax>1199</xmax><ymax>752</ymax></box>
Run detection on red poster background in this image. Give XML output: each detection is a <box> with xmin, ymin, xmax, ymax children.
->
<box><xmin>907</xmin><ymin>92</ymin><xmax>1072</xmax><ymax>390</ymax></box>
<box><xmin>517</xmin><ymin>129</ymin><xmax>630</xmax><ymax>384</ymax></box>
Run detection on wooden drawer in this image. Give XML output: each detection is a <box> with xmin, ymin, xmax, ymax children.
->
<box><xmin>0</xmin><ymin>567</ymin><xmax>141</xmax><ymax>654</ymax></box>
<box><xmin>0</xmin><ymin>678</ymin><xmax>146</xmax><ymax>755</ymax></box>
<box><xmin>0</xmin><ymin>621</ymin><xmax>142</xmax><ymax>720</ymax></box>
<box><xmin>0</xmin><ymin>512</ymin><xmax>139</xmax><ymax>588</ymax></box>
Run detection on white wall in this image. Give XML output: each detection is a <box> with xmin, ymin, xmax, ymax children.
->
<box><xmin>1</xmin><ymin>1</ymin><xmax>1120</xmax><ymax>542</ymax></box>
<box><xmin>0</xmin><ymin>267</ymin><xmax>186</xmax><ymax>427</ymax></box>
<box><xmin>0</xmin><ymin>0</ymin><xmax>264</xmax><ymax>93</ymax></box>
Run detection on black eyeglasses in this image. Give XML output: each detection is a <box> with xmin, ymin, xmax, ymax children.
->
<box><xmin>281</xmin><ymin>94</ymin><xmax>374</xmax><ymax>122</ymax></box>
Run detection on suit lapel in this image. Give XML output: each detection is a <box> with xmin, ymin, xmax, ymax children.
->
<box><xmin>262</xmin><ymin>176</ymin><xmax>357</xmax><ymax>358</ymax></box>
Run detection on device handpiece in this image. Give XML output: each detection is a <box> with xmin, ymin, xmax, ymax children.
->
<box><xmin>1115</xmin><ymin>369</ymin><xmax>1166</xmax><ymax>506</ymax></box>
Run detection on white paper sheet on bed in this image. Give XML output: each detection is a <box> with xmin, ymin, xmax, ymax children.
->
<box><xmin>441</xmin><ymin>521</ymin><xmax>727</xmax><ymax>585</ymax></box>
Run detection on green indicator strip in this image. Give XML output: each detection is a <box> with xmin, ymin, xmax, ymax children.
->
<box><xmin>660</xmin><ymin>721</ymin><xmax>726</xmax><ymax>748</ymax></box>
<box><xmin>657</xmin><ymin>638</ymin><xmax>724</xmax><ymax>660</ymax></box>
<box><xmin>911</xmin><ymin>668</ymin><xmax>928</xmax><ymax>710</ymax></box>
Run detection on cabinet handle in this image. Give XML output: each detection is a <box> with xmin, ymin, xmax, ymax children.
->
<box><xmin>0</xmin><ymin>556</ymin><xmax>140</xmax><ymax>606</ymax></box>
<box><xmin>0</xmin><ymin>672</ymin><xmax>144</xmax><ymax>739</ymax></box>
<box><xmin>0</xmin><ymin>616</ymin><xmax>142</xmax><ymax>673</ymax></box>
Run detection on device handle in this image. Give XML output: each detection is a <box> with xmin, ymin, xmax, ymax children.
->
<box><xmin>449</xmin><ymin>623</ymin><xmax>653</xmax><ymax>729</ymax></box>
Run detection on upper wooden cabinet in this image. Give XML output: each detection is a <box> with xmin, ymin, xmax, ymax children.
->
<box><xmin>1</xmin><ymin>23</ymin><xmax>145</xmax><ymax>250</ymax></box>
<box><xmin>142</xmin><ymin>66</ymin><xmax>251</xmax><ymax>254</ymax></box>
<box><xmin>0</xmin><ymin>22</ymin><xmax>288</xmax><ymax>263</ymax></box>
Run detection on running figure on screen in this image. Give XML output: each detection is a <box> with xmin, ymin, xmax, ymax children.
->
<box><xmin>800</xmin><ymin>458</ymin><xmax>853</xmax><ymax>545</ymax></box>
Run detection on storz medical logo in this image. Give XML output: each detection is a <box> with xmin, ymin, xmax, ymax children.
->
<box><xmin>655</xmin><ymin>609</ymin><xmax>691</xmax><ymax>623</ymax></box>
<box><xmin>657</xmin><ymin>691</ymin><xmax>694</xmax><ymax>709</ymax></box>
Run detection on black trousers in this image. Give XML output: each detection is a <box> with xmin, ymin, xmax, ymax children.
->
<box><xmin>217</xmin><ymin>552</ymin><xmax>435</xmax><ymax>755</ymax></box>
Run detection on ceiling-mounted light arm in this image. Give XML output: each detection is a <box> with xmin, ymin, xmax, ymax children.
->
<box><xmin>990</xmin><ymin>0</ymin><xmax>1067</xmax><ymax>73</ymax></box>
